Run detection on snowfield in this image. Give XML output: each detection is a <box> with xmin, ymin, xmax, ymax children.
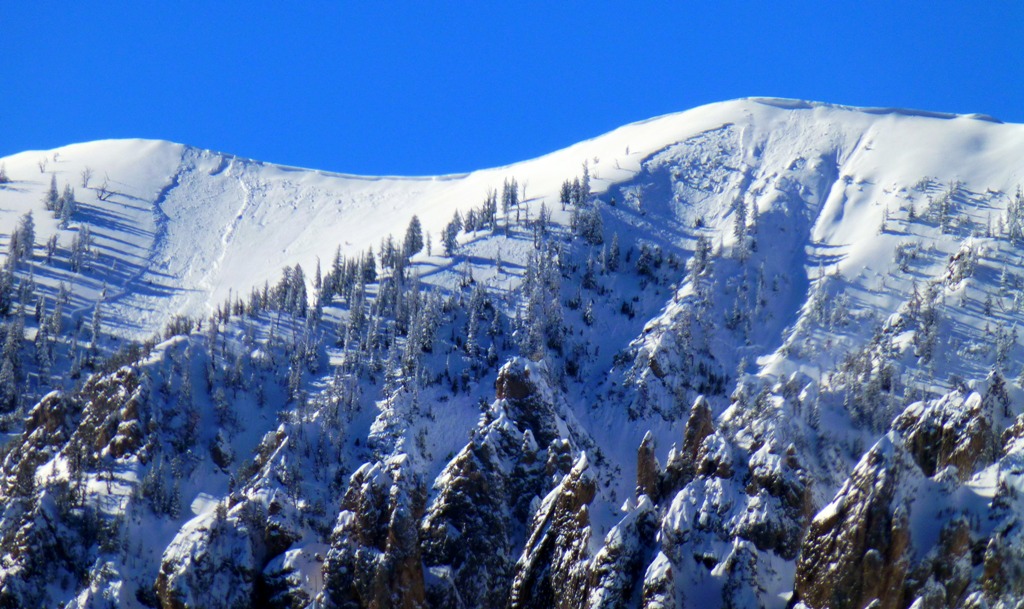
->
<box><xmin>3</xmin><ymin>98</ymin><xmax>1016</xmax><ymax>340</ymax></box>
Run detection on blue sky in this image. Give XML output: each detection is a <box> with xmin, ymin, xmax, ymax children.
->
<box><xmin>3</xmin><ymin>3</ymin><xmax>1022</xmax><ymax>175</ymax></box>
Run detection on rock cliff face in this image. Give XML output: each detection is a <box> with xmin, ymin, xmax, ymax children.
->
<box><xmin>420</xmin><ymin>438</ymin><xmax>516</xmax><ymax>609</ymax></box>
<box><xmin>508</xmin><ymin>453</ymin><xmax>595</xmax><ymax>609</ymax></box>
<box><xmin>419</xmin><ymin>407</ymin><xmax>544</xmax><ymax>609</ymax></box>
<box><xmin>792</xmin><ymin>435</ymin><xmax>912</xmax><ymax>609</ymax></box>
<box><xmin>156</xmin><ymin>502</ymin><xmax>268</xmax><ymax>609</ymax></box>
<box><xmin>0</xmin><ymin>369</ymin><xmax>149</xmax><ymax>608</ymax></box>
<box><xmin>321</xmin><ymin>457</ymin><xmax>427</xmax><ymax>609</ymax></box>
<box><xmin>893</xmin><ymin>388</ymin><xmax>996</xmax><ymax>480</ymax></box>
<box><xmin>494</xmin><ymin>359</ymin><xmax>566</xmax><ymax>448</ymax></box>
<box><xmin>315</xmin><ymin>358</ymin><xmax>589</xmax><ymax>609</ymax></box>
<box><xmin>793</xmin><ymin>378</ymin><xmax>1024</xmax><ymax>609</ymax></box>
<box><xmin>659</xmin><ymin>395</ymin><xmax>715</xmax><ymax>498</ymax></box>
<box><xmin>586</xmin><ymin>496</ymin><xmax>657</xmax><ymax>609</ymax></box>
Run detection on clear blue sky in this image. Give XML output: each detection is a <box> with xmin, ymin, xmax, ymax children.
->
<box><xmin>3</xmin><ymin>3</ymin><xmax>1022</xmax><ymax>176</ymax></box>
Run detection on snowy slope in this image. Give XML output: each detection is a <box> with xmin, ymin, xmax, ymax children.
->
<box><xmin>3</xmin><ymin>98</ymin><xmax>1016</xmax><ymax>340</ymax></box>
<box><xmin>3</xmin><ymin>98</ymin><xmax>1024</xmax><ymax>609</ymax></box>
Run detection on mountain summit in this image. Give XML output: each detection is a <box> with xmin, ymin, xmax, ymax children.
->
<box><xmin>1</xmin><ymin>99</ymin><xmax>1023</xmax><ymax>608</ymax></box>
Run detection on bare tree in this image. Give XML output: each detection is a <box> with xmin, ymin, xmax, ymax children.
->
<box><xmin>81</xmin><ymin>166</ymin><xmax>94</xmax><ymax>188</ymax></box>
<box><xmin>98</xmin><ymin>177</ymin><xmax>111</xmax><ymax>201</ymax></box>
<box><xmin>37</xmin><ymin>158</ymin><xmax>47</xmax><ymax>174</ymax></box>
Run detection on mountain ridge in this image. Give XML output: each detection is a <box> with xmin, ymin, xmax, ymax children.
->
<box><xmin>1</xmin><ymin>96</ymin><xmax>1020</xmax><ymax>341</ymax></box>
<box><xmin>7</xmin><ymin>96</ymin><xmax>1011</xmax><ymax>178</ymax></box>
<box><xmin>1</xmin><ymin>98</ymin><xmax>1024</xmax><ymax>608</ymax></box>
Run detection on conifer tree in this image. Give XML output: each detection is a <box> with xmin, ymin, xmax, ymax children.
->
<box><xmin>34</xmin><ymin>321</ymin><xmax>51</xmax><ymax>377</ymax></box>
<box><xmin>71</xmin><ymin>225</ymin><xmax>92</xmax><ymax>272</ymax></box>
<box><xmin>608</xmin><ymin>232</ymin><xmax>620</xmax><ymax>272</ymax></box>
<box><xmin>0</xmin><ymin>355</ymin><xmax>16</xmax><ymax>413</ymax></box>
<box><xmin>91</xmin><ymin>299</ymin><xmax>103</xmax><ymax>355</ymax></box>
<box><xmin>733</xmin><ymin>199</ymin><xmax>748</xmax><ymax>260</ymax></box>
<box><xmin>560</xmin><ymin>180</ymin><xmax>573</xmax><ymax>211</ymax></box>
<box><xmin>2</xmin><ymin>317</ymin><xmax>22</xmax><ymax>376</ymax></box>
<box><xmin>0</xmin><ymin>268</ymin><xmax>13</xmax><ymax>316</ymax></box>
<box><xmin>362</xmin><ymin>247</ymin><xmax>377</xmax><ymax>283</ymax></box>
<box><xmin>58</xmin><ymin>184</ymin><xmax>76</xmax><ymax>226</ymax></box>
<box><xmin>443</xmin><ymin>212</ymin><xmax>462</xmax><ymax>257</ymax></box>
<box><xmin>483</xmin><ymin>189</ymin><xmax>498</xmax><ymax>230</ymax></box>
<box><xmin>579</xmin><ymin>162</ymin><xmax>591</xmax><ymax>205</ymax></box>
<box><xmin>502</xmin><ymin>178</ymin><xmax>518</xmax><ymax>224</ymax></box>
<box><xmin>404</xmin><ymin>215</ymin><xmax>424</xmax><ymax>258</ymax></box>
<box><xmin>578</xmin><ymin>202</ymin><xmax>604</xmax><ymax>245</ymax></box>
<box><xmin>43</xmin><ymin>174</ymin><xmax>58</xmax><ymax>211</ymax></box>
<box><xmin>291</xmin><ymin>264</ymin><xmax>308</xmax><ymax>316</ymax></box>
<box><xmin>20</xmin><ymin>211</ymin><xmax>34</xmax><ymax>259</ymax></box>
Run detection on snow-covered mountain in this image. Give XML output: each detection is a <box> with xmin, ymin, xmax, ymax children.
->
<box><xmin>1</xmin><ymin>98</ymin><xmax>1024</xmax><ymax>609</ymax></box>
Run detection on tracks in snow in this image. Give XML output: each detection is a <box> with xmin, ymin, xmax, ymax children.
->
<box><xmin>196</xmin><ymin>162</ymin><xmax>259</xmax><ymax>313</ymax></box>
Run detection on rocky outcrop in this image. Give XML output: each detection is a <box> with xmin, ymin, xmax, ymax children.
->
<box><xmin>585</xmin><ymin>496</ymin><xmax>657</xmax><ymax>609</ymax></box>
<box><xmin>66</xmin><ymin>367</ymin><xmax>148</xmax><ymax>464</ymax></box>
<box><xmin>0</xmin><ymin>490</ymin><xmax>92</xmax><ymax>608</ymax></box>
<box><xmin>894</xmin><ymin>390</ymin><xmax>996</xmax><ymax>481</ymax></box>
<box><xmin>932</xmin><ymin>516</ymin><xmax>972</xmax><ymax>606</ymax></box>
<box><xmin>792</xmin><ymin>435</ymin><xmax>912</xmax><ymax>609</ymax></box>
<box><xmin>155</xmin><ymin>501</ymin><xmax>271</xmax><ymax>609</ymax></box>
<box><xmin>421</xmin><ymin>439</ymin><xmax>513</xmax><ymax>609</ymax></box>
<box><xmin>320</xmin><ymin>456</ymin><xmax>427</xmax><ymax>609</ymax></box>
<box><xmin>636</xmin><ymin>432</ymin><xmax>660</xmax><ymax>501</ymax></box>
<box><xmin>420</xmin><ymin>407</ymin><xmax>529</xmax><ymax>609</ymax></box>
<box><xmin>639</xmin><ymin>553</ymin><xmax>679</xmax><ymax>609</ymax></box>
<box><xmin>661</xmin><ymin>396</ymin><xmax>714</xmax><ymax>497</ymax></box>
<box><xmin>0</xmin><ymin>370</ymin><xmax>148</xmax><ymax>609</ymax></box>
<box><xmin>4</xmin><ymin>392</ymin><xmax>80</xmax><ymax>504</ymax></box>
<box><xmin>736</xmin><ymin>441</ymin><xmax>812</xmax><ymax>559</ymax></box>
<box><xmin>508</xmin><ymin>453</ymin><xmax>596</xmax><ymax>609</ymax></box>
<box><xmin>495</xmin><ymin>359</ymin><xmax>562</xmax><ymax>447</ymax></box>
<box><xmin>682</xmin><ymin>396</ymin><xmax>715</xmax><ymax>464</ymax></box>
<box><xmin>978</xmin><ymin>531</ymin><xmax>1024</xmax><ymax>604</ymax></box>
<box><xmin>260</xmin><ymin>544</ymin><xmax>327</xmax><ymax>609</ymax></box>
<box><xmin>715</xmin><ymin>539</ymin><xmax>764</xmax><ymax>609</ymax></box>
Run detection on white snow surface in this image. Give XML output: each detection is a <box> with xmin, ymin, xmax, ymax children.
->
<box><xmin>2</xmin><ymin>98</ymin><xmax>1019</xmax><ymax>341</ymax></box>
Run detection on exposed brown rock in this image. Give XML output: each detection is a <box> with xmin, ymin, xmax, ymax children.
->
<box><xmin>321</xmin><ymin>458</ymin><xmax>427</xmax><ymax>609</ymax></box>
<box><xmin>585</xmin><ymin>496</ymin><xmax>657</xmax><ymax>609</ymax></box>
<box><xmin>509</xmin><ymin>454</ymin><xmax>595</xmax><ymax>609</ymax></box>
<box><xmin>661</xmin><ymin>396</ymin><xmax>715</xmax><ymax>495</ymax></box>
<box><xmin>930</xmin><ymin>516</ymin><xmax>972</xmax><ymax>606</ymax></box>
<box><xmin>636</xmin><ymin>431</ymin><xmax>660</xmax><ymax>501</ymax></box>
<box><xmin>109</xmin><ymin>419</ymin><xmax>142</xmax><ymax>458</ymax></box>
<box><xmin>978</xmin><ymin>530</ymin><xmax>1024</xmax><ymax>604</ymax></box>
<box><xmin>496</xmin><ymin>365</ymin><xmax>534</xmax><ymax>401</ymax></box>
<box><xmin>894</xmin><ymin>391</ymin><xmax>996</xmax><ymax>481</ymax></box>
<box><xmin>640</xmin><ymin>553</ymin><xmax>678</xmax><ymax>609</ymax></box>
<box><xmin>696</xmin><ymin>432</ymin><xmax>734</xmax><ymax>479</ymax></box>
<box><xmin>792</xmin><ymin>436</ymin><xmax>911</xmax><ymax>609</ymax></box>
<box><xmin>155</xmin><ymin>501</ymin><xmax>271</xmax><ymax>609</ymax></box>
<box><xmin>737</xmin><ymin>443</ymin><xmax>813</xmax><ymax>559</ymax></box>
<box><xmin>495</xmin><ymin>359</ymin><xmax>561</xmax><ymax>446</ymax></box>
<box><xmin>682</xmin><ymin>396</ymin><xmax>715</xmax><ymax>464</ymax></box>
<box><xmin>25</xmin><ymin>391</ymin><xmax>73</xmax><ymax>436</ymax></box>
<box><xmin>420</xmin><ymin>440</ymin><xmax>513</xmax><ymax>609</ymax></box>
